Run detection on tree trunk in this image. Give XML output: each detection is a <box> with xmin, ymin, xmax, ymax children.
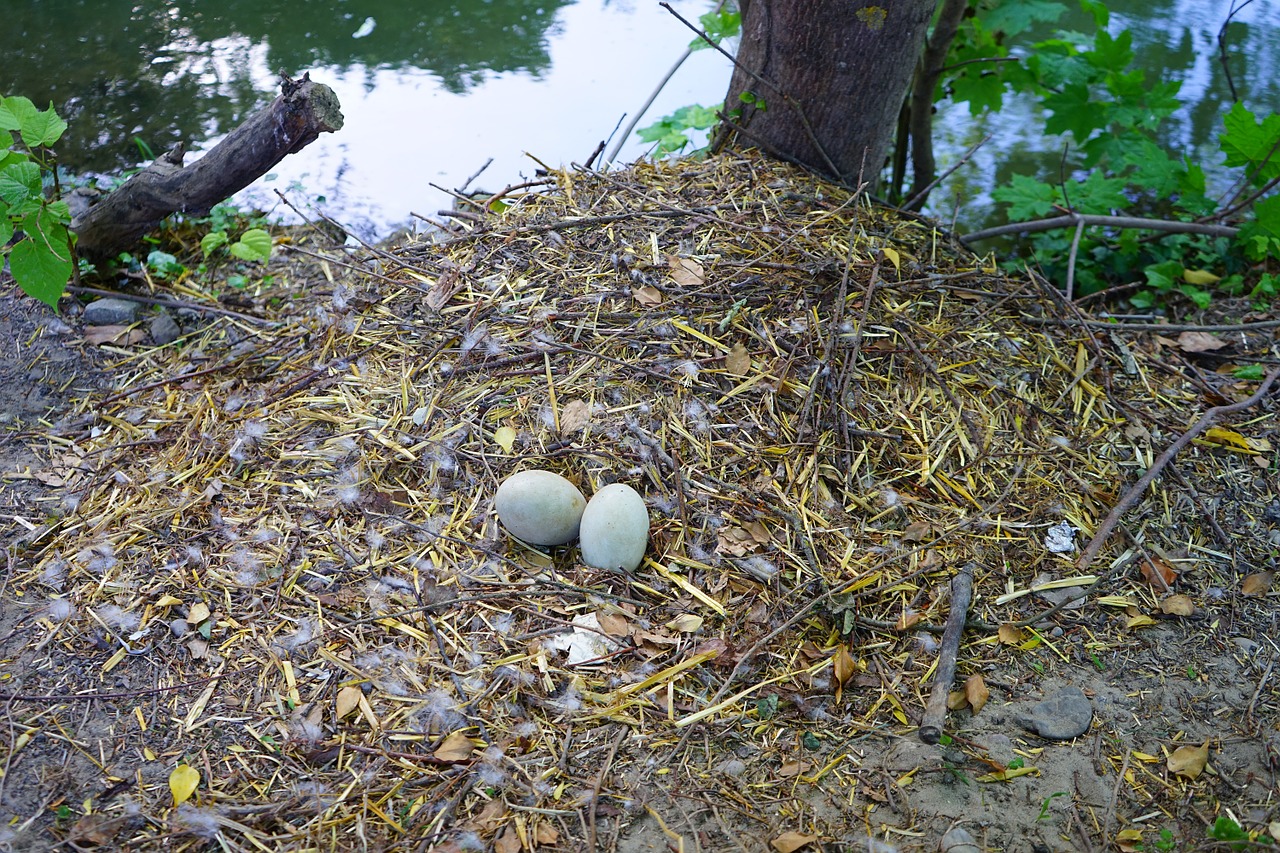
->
<box><xmin>906</xmin><ymin>0</ymin><xmax>967</xmax><ymax>208</ymax></box>
<box><xmin>716</xmin><ymin>0</ymin><xmax>938</xmax><ymax>190</ymax></box>
<box><xmin>70</xmin><ymin>73</ymin><xmax>343</xmax><ymax>262</ymax></box>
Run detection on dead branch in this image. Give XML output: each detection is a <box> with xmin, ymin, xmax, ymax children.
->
<box><xmin>919</xmin><ymin>562</ymin><xmax>975</xmax><ymax>744</ymax></box>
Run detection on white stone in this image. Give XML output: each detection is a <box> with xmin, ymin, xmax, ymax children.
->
<box><xmin>494</xmin><ymin>470</ymin><xmax>586</xmax><ymax>546</ymax></box>
<box><xmin>579</xmin><ymin>483</ymin><xmax>650</xmax><ymax>573</ymax></box>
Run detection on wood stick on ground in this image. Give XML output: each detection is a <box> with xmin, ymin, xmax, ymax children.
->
<box><xmin>1076</xmin><ymin>366</ymin><xmax>1280</xmax><ymax>572</ymax></box>
<box><xmin>919</xmin><ymin>561</ymin><xmax>975</xmax><ymax>744</ymax></box>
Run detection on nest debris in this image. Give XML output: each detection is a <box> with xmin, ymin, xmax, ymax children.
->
<box><xmin>3</xmin><ymin>150</ymin><xmax>1278</xmax><ymax>851</ymax></box>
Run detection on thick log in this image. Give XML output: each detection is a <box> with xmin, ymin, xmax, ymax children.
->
<box><xmin>71</xmin><ymin>73</ymin><xmax>343</xmax><ymax>261</ymax></box>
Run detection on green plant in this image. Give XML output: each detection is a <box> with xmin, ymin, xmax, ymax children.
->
<box><xmin>200</xmin><ymin>226</ymin><xmax>272</xmax><ymax>263</ymax></box>
<box><xmin>1037</xmin><ymin>791</ymin><xmax>1066</xmax><ymax>820</ymax></box>
<box><xmin>0</xmin><ymin>95</ymin><xmax>74</xmax><ymax>309</ymax></box>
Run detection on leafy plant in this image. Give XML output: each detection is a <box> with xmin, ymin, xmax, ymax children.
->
<box><xmin>0</xmin><ymin>95</ymin><xmax>74</xmax><ymax>309</ymax></box>
<box><xmin>638</xmin><ymin>104</ymin><xmax>722</xmax><ymax>157</ymax></box>
<box><xmin>1037</xmin><ymin>791</ymin><xmax>1066</xmax><ymax>821</ymax></box>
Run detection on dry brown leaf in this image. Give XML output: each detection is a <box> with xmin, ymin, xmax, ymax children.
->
<box><xmin>726</xmin><ymin>342</ymin><xmax>751</xmax><ymax>376</ymax></box>
<box><xmin>85</xmin><ymin>325</ymin><xmax>147</xmax><ymax>346</ymax></box>
<box><xmin>187</xmin><ymin>602</ymin><xmax>211</xmax><ymax>624</ymax></box>
<box><xmin>668</xmin><ymin>256</ymin><xmax>704</xmax><ymax>286</ymax></box>
<box><xmin>433</xmin><ymin>730</ymin><xmax>475</xmax><ymax>762</ymax></box>
<box><xmin>633</xmin><ymin>285</ymin><xmax>663</xmax><ymax>306</ymax></box>
<box><xmin>777</xmin><ymin>759</ymin><xmax>811</xmax><ymax>777</ymax></box>
<box><xmin>68</xmin><ymin>813</ymin><xmax>126</xmax><ymax>847</ymax></box>
<box><xmin>771</xmin><ymin>831</ymin><xmax>819</xmax><ymax>852</ymax></box>
<box><xmin>998</xmin><ymin>623</ymin><xmax>1027</xmax><ymax>645</ymax></box>
<box><xmin>534</xmin><ymin>822</ymin><xmax>559</xmax><ymax>846</ymax></box>
<box><xmin>495</xmin><ymin>825</ymin><xmax>521</xmax><ymax>853</ymax></box>
<box><xmin>1242</xmin><ymin>572</ymin><xmax>1274</xmax><ymax>597</ymax></box>
<box><xmin>596</xmin><ymin>611</ymin><xmax>630</xmax><ymax>637</ymax></box>
<box><xmin>1140</xmin><ymin>555</ymin><xmax>1177</xmax><ymax>589</ymax></box>
<box><xmin>1177</xmin><ymin>331</ymin><xmax>1229</xmax><ymax>353</ymax></box>
<box><xmin>965</xmin><ymin>673</ymin><xmax>990</xmax><ymax>714</ymax></box>
<box><xmin>716</xmin><ymin>522</ymin><xmax>769</xmax><ymax>556</ymax></box>
<box><xmin>473</xmin><ymin>798</ymin><xmax>507</xmax><ymax>832</ymax></box>
<box><xmin>335</xmin><ymin>685</ymin><xmax>362</xmax><ymax>720</ymax></box>
<box><xmin>947</xmin><ymin>689</ymin><xmax>968</xmax><ymax>710</ymax></box>
<box><xmin>1167</xmin><ymin>740</ymin><xmax>1209</xmax><ymax>779</ymax></box>
<box><xmin>425</xmin><ymin>268</ymin><xmax>462</xmax><ymax>310</ymax></box>
<box><xmin>901</xmin><ymin>520</ymin><xmax>931</xmax><ymax>543</ymax></box>
<box><xmin>832</xmin><ymin>646</ymin><xmax>856</xmax><ymax>686</ymax></box>
<box><xmin>559</xmin><ymin>399</ymin><xmax>591</xmax><ymax>434</ymax></box>
<box><xmin>895</xmin><ymin>610</ymin><xmax>922</xmax><ymax>631</ymax></box>
<box><xmin>1160</xmin><ymin>594</ymin><xmax>1196</xmax><ymax>617</ymax></box>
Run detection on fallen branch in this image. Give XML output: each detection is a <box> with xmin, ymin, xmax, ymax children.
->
<box><xmin>919</xmin><ymin>562</ymin><xmax>975</xmax><ymax>744</ymax></box>
<box><xmin>1076</xmin><ymin>366</ymin><xmax>1280</xmax><ymax>572</ymax></box>
<box><xmin>960</xmin><ymin>213</ymin><xmax>1237</xmax><ymax>246</ymax></box>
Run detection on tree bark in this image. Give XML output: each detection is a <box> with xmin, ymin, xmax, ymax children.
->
<box><xmin>70</xmin><ymin>73</ymin><xmax>343</xmax><ymax>262</ymax></box>
<box><xmin>716</xmin><ymin>0</ymin><xmax>938</xmax><ymax>189</ymax></box>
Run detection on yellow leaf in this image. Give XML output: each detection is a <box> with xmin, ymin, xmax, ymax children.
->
<box><xmin>169</xmin><ymin>764</ymin><xmax>200</xmax><ymax>806</ymax></box>
<box><xmin>336</xmin><ymin>685</ymin><xmax>362</xmax><ymax>720</ymax></box>
<box><xmin>975</xmin><ymin>765</ymin><xmax>1038</xmax><ymax>782</ymax></box>
<box><xmin>1167</xmin><ymin>740</ymin><xmax>1209</xmax><ymax>779</ymax></box>
<box><xmin>1203</xmin><ymin>426</ymin><xmax>1269</xmax><ymax>454</ymax></box>
<box><xmin>725</xmin><ymin>342</ymin><xmax>751</xmax><ymax>376</ymax></box>
<box><xmin>964</xmin><ymin>673</ymin><xmax>990</xmax><ymax>715</ymax></box>
<box><xmin>771</xmin><ymin>831</ymin><xmax>819</xmax><ymax>852</ymax></box>
<box><xmin>997</xmin><ymin>623</ymin><xmax>1026</xmax><ymax>645</ymax></box>
<box><xmin>187</xmin><ymin>602</ymin><xmax>210</xmax><ymax>624</ymax></box>
<box><xmin>881</xmin><ymin>246</ymin><xmax>900</xmax><ymax>272</ymax></box>
<box><xmin>494</xmin><ymin>426</ymin><xmax>517</xmax><ymax>454</ymax></box>
<box><xmin>433</xmin><ymin>730</ymin><xmax>475</xmax><ymax>762</ymax></box>
<box><xmin>1126</xmin><ymin>612</ymin><xmax>1158</xmax><ymax>629</ymax></box>
<box><xmin>155</xmin><ymin>594</ymin><xmax>182</xmax><ymax>608</ymax></box>
<box><xmin>1182</xmin><ymin>268</ymin><xmax>1220</xmax><ymax>286</ymax></box>
<box><xmin>665</xmin><ymin>613</ymin><xmax>704</xmax><ymax>633</ymax></box>
<box><xmin>832</xmin><ymin>646</ymin><xmax>856</xmax><ymax>686</ymax></box>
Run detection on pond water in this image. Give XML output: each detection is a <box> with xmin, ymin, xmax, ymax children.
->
<box><xmin>5</xmin><ymin>0</ymin><xmax>1278</xmax><ymax>238</ymax></box>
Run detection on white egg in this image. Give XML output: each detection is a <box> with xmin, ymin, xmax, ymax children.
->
<box><xmin>579</xmin><ymin>483</ymin><xmax>650</xmax><ymax>573</ymax></box>
<box><xmin>494</xmin><ymin>470</ymin><xmax>587</xmax><ymax>546</ymax></box>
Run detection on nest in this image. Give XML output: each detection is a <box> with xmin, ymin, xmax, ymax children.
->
<box><xmin>6</xmin><ymin>150</ymin><xmax>1278</xmax><ymax>850</ymax></box>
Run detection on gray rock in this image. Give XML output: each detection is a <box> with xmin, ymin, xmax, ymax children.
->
<box><xmin>1017</xmin><ymin>686</ymin><xmax>1093</xmax><ymax>740</ymax></box>
<box><xmin>149</xmin><ymin>311</ymin><xmax>181</xmax><ymax>345</ymax></box>
<box><xmin>940</xmin><ymin>827</ymin><xmax>981</xmax><ymax>853</ymax></box>
<box><xmin>83</xmin><ymin>297</ymin><xmax>142</xmax><ymax>326</ymax></box>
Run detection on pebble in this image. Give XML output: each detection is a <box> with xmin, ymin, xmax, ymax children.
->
<box><xmin>149</xmin><ymin>311</ymin><xmax>181</xmax><ymax>345</ymax></box>
<box><xmin>941</xmin><ymin>827</ymin><xmax>981</xmax><ymax>853</ymax></box>
<box><xmin>83</xmin><ymin>297</ymin><xmax>141</xmax><ymax>325</ymax></box>
<box><xmin>1017</xmin><ymin>686</ymin><xmax>1093</xmax><ymax>740</ymax></box>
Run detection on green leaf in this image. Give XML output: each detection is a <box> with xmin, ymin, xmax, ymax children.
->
<box><xmin>0</xmin><ymin>215</ymin><xmax>12</xmax><ymax>245</ymax></box>
<box><xmin>1079</xmin><ymin>0</ymin><xmax>1110</xmax><ymax>28</ymax></box>
<box><xmin>1143</xmin><ymin>260</ymin><xmax>1183</xmax><ymax>292</ymax></box>
<box><xmin>690</xmin><ymin>8</ymin><xmax>740</xmax><ymax>51</ymax></box>
<box><xmin>1238</xmin><ymin>194</ymin><xmax>1280</xmax><ymax>261</ymax></box>
<box><xmin>1086</xmin><ymin>28</ymin><xmax>1133</xmax><ymax>73</ymax></box>
<box><xmin>0</xmin><ymin>160</ymin><xmax>40</xmax><ymax>206</ymax></box>
<box><xmin>9</xmin><ymin>236</ymin><xmax>72</xmax><ymax>310</ymax></box>
<box><xmin>1073</xmin><ymin>171</ymin><xmax>1129</xmax><ymax>214</ymax></box>
<box><xmin>20</xmin><ymin>104</ymin><xmax>67</xmax><ymax>148</ymax></box>
<box><xmin>953</xmin><ymin>70</ymin><xmax>1007</xmax><ymax>115</ymax></box>
<box><xmin>993</xmin><ymin>174</ymin><xmax>1059</xmax><ymax>219</ymax></box>
<box><xmin>1233</xmin><ymin>364</ymin><xmax>1266</xmax><ymax>380</ymax></box>
<box><xmin>1044</xmin><ymin>82</ymin><xmax>1102</xmax><ymax>140</ymax></box>
<box><xmin>0</xmin><ymin>129</ymin><xmax>13</xmax><ymax>149</ymax></box>
<box><xmin>230</xmin><ymin>228</ymin><xmax>272</xmax><ymax>263</ymax></box>
<box><xmin>0</xmin><ymin>96</ymin><xmax>38</xmax><ymax>133</ymax></box>
<box><xmin>201</xmin><ymin>231</ymin><xmax>229</xmax><ymax>257</ymax></box>
<box><xmin>1221</xmin><ymin>102</ymin><xmax>1280</xmax><ymax>184</ymax></box>
<box><xmin>983</xmin><ymin>0</ymin><xmax>1065</xmax><ymax>36</ymax></box>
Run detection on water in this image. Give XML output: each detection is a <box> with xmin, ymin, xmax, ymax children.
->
<box><xmin>5</xmin><ymin>0</ymin><xmax>1277</xmax><ymax>238</ymax></box>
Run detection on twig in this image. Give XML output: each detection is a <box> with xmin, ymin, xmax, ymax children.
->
<box><xmin>66</xmin><ymin>285</ymin><xmax>274</xmax><ymax>326</ymax></box>
<box><xmin>456</xmin><ymin>157</ymin><xmax>493</xmax><ymax>194</ymax></box>
<box><xmin>960</xmin><ymin>213</ymin><xmax>1237</xmax><ymax>246</ymax></box>
<box><xmin>901</xmin><ymin>134</ymin><xmax>992</xmax><ymax>212</ymax></box>
<box><xmin>1019</xmin><ymin>316</ymin><xmax>1280</xmax><ymax>333</ymax></box>
<box><xmin>588</xmin><ymin>726</ymin><xmax>626</xmax><ymax>851</ymax></box>
<box><xmin>603</xmin><ymin>48</ymin><xmax>693</xmax><ymax>167</ymax></box>
<box><xmin>1245</xmin><ymin>653</ymin><xmax>1276</xmax><ymax>726</ymax></box>
<box><xmin>1076</xmin><ymin>366</ymin><xmax>1280</xmax><ymax>572</ymax></box>
<box><xmin>919</xmin><ymin>562</ymin><xmax>975</xmax><ymax>744</ymax></box>
<box><xmin>1064</xmin><ymin>216</ymin><xmax>1087</xmax><ymax>301</ymax></box>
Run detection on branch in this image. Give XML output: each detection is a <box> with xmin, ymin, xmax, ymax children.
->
<box><xmin>960</xmin><ymin>213</ymin><xmax>1238</xmax><ymax>245</ymax></box>
<box><xmin>905</xmin><ymin>0</ymin><xmax>969</xmax><ymax>209</ymax></box>
<box><xmin>1076</xmin><ymin>366</ymin><xmax>1280</xmax><ymax>573</ymax></box>
<box><xmin>919</xmin><ymin>562</ymin><xmax>975</xmax><ymax>744</ymax></box>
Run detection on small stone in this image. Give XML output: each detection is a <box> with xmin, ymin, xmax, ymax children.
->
<box><xmin>1017</xmin><ymin>686</ymin><xmax>1093</xmax><ymax>740</ymax></box>
<box><xmin>941</xmin><ymin>827</ymin><xmax>981</xmax><ymax>853</ymax></box>
<box><xmin>149</xmin><ymin>311</ymin><xmax>181</xmax><ymax>345</ymax></box>
<box><xmin>83</xmin><ymin>297</ymin><xmax>141</xmax><ymax>326</ymax></box>
<box><xmin>979</xmin><ymin>733</ymin><xmax>1014</xmax><ymax>765</ymax></box>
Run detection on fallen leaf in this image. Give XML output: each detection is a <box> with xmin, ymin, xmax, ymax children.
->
<box><xmin>832</xmin><ymin>646</ymin><xmax>856</xmax><ymax>686</ymax></box>
<box><xmin>1177</xmin><ymin>331</ymin><xmax>1229</xmax><ymax>353</ymax></box>
<box><xmin>473</xmin><ymin>798</ymin><xmax>507</xmax><ymax>832</ymax></box>
<box><xmin>597</xmin><ymin>611</ymin><xmax>630</xmax><ymax>637</ymax></box>
<box><xmin>665</xmin><ymin>613</ymin><xmax>704</xmax><ymax>633</ymax></box>
<box><xmin>880</xmin><ymin>246</ymin><xmax>901</xmax><ymax>272</ymax></box>
<box><xmin>777</xmin><ymin>759</ymin><xmax>810</xmax><ymax>777</ymax></box>
<box><xmin>433</xmin><ymin>731</ymin><xmax>475</xmax><ymax>762</ymax></box>
<box><xmin>559</xmin><ymin>399</ymin><xmax>591</xmax><ymax>434</ymax></box>
<box><xmin>187</xmin><ymin>602</ymin><xmax>211</xmax><ymax>624</ymax></box>
<box><xmin>155</xmin><ymin>594</ymin><xmax>182</xmax><ymax>608</ymax></box>
<box><xmin>1160</xmin><ymin>594</ymin><xmax>1196</xmax><ymax>617</ymax></box>
<box><xmin>1115</xmin><ymin>828</ymin><xmax>1144</xmax><ymax>852</ymax></box>
<box><xmin>974</xmin><ymin>765</ymin><xmax>1038</xmax><ymax>782</ymax></box>
<box><xmin>633</xmin><ymin>285</ymin><xmax>663</xmax><ymax>306</ymax></box>
<box><xmin>1203</xmin><ymin>426</ymin><xmax>1271</xmax><ymax>454</ymax></box>
<box><xmin>726</xmin><ymin>342</ymin><xmax>751</xmax><ymax>376</ymax></box>
<box><xmin>947</xmin><ymin>689</ymin><xmax>967</xmax><ymax>710</ymax></box>
<box><xmin>1242</xmin><ymin>572</ymin><xmax>1274</xmax><ymax>597</ymax></box>
<box><xmin>895</xmin><ymin>610</ymin><xmax>921</xmax><ymax>631</ymax></box>
<box><xmin>169</xmin><ymin>764</ymin><xmax>200</xmax><ymax>806</ymax></box>
<box><xmin>668</xmin><ymin>256</ymin><xmax>704</xmax><ymax>287</ymax></box>
<box><xmin>771</xmin><ymin>831</ymin><xmax>819</xmax><ymax>852</ymax></box>
<box><xmin>1182</xmin><ymin>268</ymin><xmax>1221</xmax><ymax>286</ymax></box>
<box><xmin>534</xmin><ymin>822</ymin><xmax>559</xmax><ymax>845</ymax></box>
<box><xmin>494</xmin><ymin>425</ymin><xmax>517</xmax><ymax>453</ymax></box>
<box><xmin>998</xmin><ymin>623</ymin><xmax>1027</xmax><ymax>645</ymax></box>
<box><xmin>901</xmin><ymin>520</ymin><xmax>931</xmax><ymax>543</ymax></box>
<box><xmin>1140</xmin><ymin>555</ymin><xmax>1177</xmax><ymax>589</ymax></box>
<box><xmin>68</xmin><ymin>813</ymin><xmax>125</xmax><ymax>847</ymax></box>
<box><xmin>964</xmin><ymin>673</ymin><xmax>990</xmax><ymax>715</ymax></box>
<box><xmin>85</xmin><ymin>325</ymin><xmax>147</xmax><ymax>346</ymax></box>
<box><xmin>336</xmin><ymin>685</ymin><xmax>362</xmax><ymax>720</ymax></box>
<box><xmin>1167</xmin><ymin>740</ymin><xmax>1209</xmax><ymax>779</ymax></box>
<box><xmin>495</xmin><ymin>825</ymin><xmax>521</xmax><ymax>853</ymax></box>
<box><xmin>1126</xmin><ymin>611</ymin><xmax>1158</xmax><ymax>629</ymax></box>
